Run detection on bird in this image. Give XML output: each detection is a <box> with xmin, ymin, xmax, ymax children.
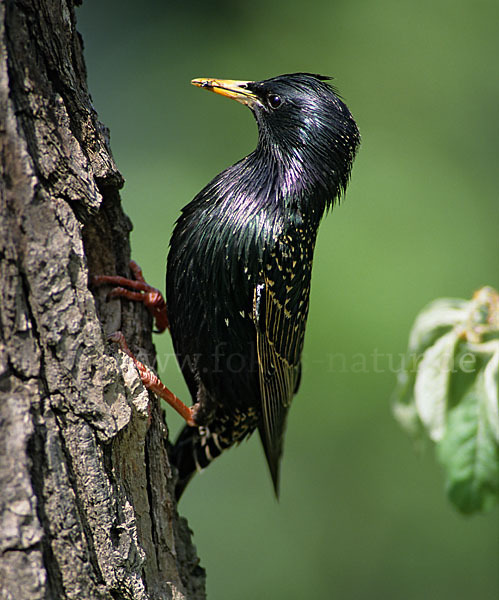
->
<box><xmin>168</xmin><ymin>73</ymin><xmax>360</xmax><ymax>498</ymax></box>
<box><xmin>94</xmin><ymin>73</ymin><xmax>360</xmax><ymax>500</ymax></box>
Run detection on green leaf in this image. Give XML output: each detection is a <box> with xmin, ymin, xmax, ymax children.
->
<box><xmin>414</xmin><ymin>330</ymin><xmax>458</xmax><ymax>441</ymax></box>
<box><xmin>437</xmin><ymin>373</ymin><xmax>499</xmax><ymax>514</ymax></box>
<box><xmin>408</xmin><ymin>298</ymin><xmax>467</xmax><ymax>355</ymax></box>
<box><xmin>483</xmin><ymin>346</ymin><xmax>499</xmax><ymax>442</ymax></box>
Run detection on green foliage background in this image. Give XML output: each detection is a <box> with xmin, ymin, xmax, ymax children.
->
<box><xmin>78</xmin><ymin>1</ymin><xmax>498</xmax><ymax>598</ymax></box>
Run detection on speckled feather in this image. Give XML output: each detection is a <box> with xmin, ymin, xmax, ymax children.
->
<box><xmin>167</xmin><ymin>73</ymin><xmax>360</xmax><ymax>498</ymax></box>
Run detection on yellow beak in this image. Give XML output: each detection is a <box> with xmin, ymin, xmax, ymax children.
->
<box><xmin>191</xmin><ymin>78</ymin><xmax>259</xmax><ymax>107</ymax></box>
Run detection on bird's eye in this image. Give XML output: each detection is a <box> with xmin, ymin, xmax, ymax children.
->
<box><xmin>267</xmin><ymin>94</ymin><xmax>282</xmax><ymax>109</ymax></box>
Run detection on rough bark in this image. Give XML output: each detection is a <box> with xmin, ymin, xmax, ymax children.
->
<box><xmin>0</xmin><ymin>1</ymin><xmax>205</xmax><ymax>598</ymax></box>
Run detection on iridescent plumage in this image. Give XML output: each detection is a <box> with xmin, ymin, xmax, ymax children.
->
<box><xmin>169</xmin><ymin>73</ymin><xmax>360</xmax><ymax>498</ymax></box>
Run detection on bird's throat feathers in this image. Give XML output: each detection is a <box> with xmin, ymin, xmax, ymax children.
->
<box><xmin>217</xmin><ymin>123</ymin><xmax>351</xmax><ymax>228</ymax></box>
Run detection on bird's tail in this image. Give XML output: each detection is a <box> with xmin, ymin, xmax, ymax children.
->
<box><xmin>171</xmin><ymin>424</ymin><xmax>231</xmax><ymax>500</ymax></box>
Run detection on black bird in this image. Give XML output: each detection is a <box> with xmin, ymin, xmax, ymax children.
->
<box><xmin>94</xmin><ymin>73</ymin><xmax>359</xmax><ymax>498</ymax></box>
<box><xmin>168</xmin><ymin>73</ymin><xmax>360</xmax><ymax>498</ymax></box>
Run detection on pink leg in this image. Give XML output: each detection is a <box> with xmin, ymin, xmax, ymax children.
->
<box><xmin>109</xmin><ymin>332</ymin><xmax>195</xmax><ymax>427</ymax></box>
<box><xmin>92</xmin><ymin>261</ymin><xmax>168</xmax><ymax>333</ymax></box>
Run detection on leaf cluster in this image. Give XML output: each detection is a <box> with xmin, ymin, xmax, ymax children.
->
<box><xmin>394</xmin><ymin>287</ymin><xmax>499</xmax><ymax>514</ymax></box>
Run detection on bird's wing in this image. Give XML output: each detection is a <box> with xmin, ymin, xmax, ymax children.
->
<box><xmin>252</xmin><ymin>240</ymin><xmax>312</xmax><ymax>494</ymax></box>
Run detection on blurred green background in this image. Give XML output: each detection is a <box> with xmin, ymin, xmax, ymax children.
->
<box><xmin>78</xmin><ymin>1</ymin><xmax>498</xmax><ymax>598</ymax></box>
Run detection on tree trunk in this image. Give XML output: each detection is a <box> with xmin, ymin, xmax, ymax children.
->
<box><xmin>0</xmin><ymin>1</ymin><xmax>205</xmax><ymax>598</ymax></box>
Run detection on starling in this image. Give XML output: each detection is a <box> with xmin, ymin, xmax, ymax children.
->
<box><xmin>95</xmin><ymin>73</ymin><xmax>360</xmax><ymax>499</ymax></box>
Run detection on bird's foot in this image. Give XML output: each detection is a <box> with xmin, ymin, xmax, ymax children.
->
<box><xmin>92</xmin><ymin>260</ymin><xmax>169</xmax><ymax>333</ymax></box>
<box><xmin>108</xmin><ymin>331</ymin><xmax>196</xmax><ymax>427</ymax></box>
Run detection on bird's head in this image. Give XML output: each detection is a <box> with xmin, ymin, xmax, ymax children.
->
<box><xmin>192</xmin><ymin>73</ymin><xmax>360</xmax><ymax>204</ymax></box>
